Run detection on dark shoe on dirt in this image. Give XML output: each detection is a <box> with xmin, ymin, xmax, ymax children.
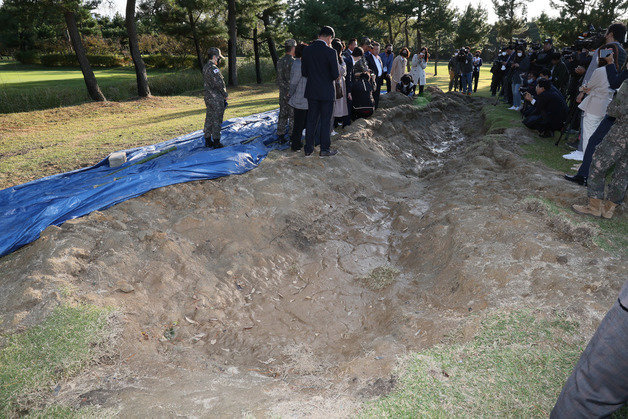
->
<box><xmin>304</xmin><ymin>149</ymin><xmax>313</xmax><ymax>157</ymax></box>
<box><xmin>564</xmin><ymin>174</ymin><xmax>586</xmax><ymax>186</ymax></box>
<box><xmin>319</xmin><ymin>149</ymin><xmax>338</xmax><ymax>157</ymax></box>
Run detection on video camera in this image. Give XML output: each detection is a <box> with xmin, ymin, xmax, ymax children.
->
<box><xmin>574</xmin><ymin>25</ymin><xmax>606</xmax><ymax>51</ymax></box>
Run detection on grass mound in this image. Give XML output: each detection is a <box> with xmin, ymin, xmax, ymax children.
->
<box><xmin>361</xmin><ymin>310</ymin><xmax>583</xmax><ymax>417</ymax></box>
<box><xmin>0</xmin><ymin>304</ymin><xmax>113</xmax><ymax>415</ymax></box>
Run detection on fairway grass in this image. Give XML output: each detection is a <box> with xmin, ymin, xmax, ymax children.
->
<box><xmin>361</xmin><ymin>310</ymin><xmax>584</xmax><ymax>418</ymax></box>
<box><xmin>0</xmin><ymin>304</ymin><xmax>113</xmax><ymax>416</ymax></box>
<box><xmin>0</xmin><ymin>84</ymin><xmax>280</xmax><ymax>189</ymax></box>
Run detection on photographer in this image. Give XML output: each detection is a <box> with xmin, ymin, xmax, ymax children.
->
<box><xmin>490</xmin><ymin>48</ymin><xmax>507</xmax><ymax>96</ymax></box>
<box><xmin>550</xmin><ymin>52</ymin><xmax>570</xmax><ymax>97</ymax></box>
<box><xmin>460</xmin><ymin>48</ymin><xmax>474</xmax><ymax>94</ymax></box>
<box><xmin>448</xmin><ymin>52</ymin><xmax>461</xmax><ymax>92</ymax></box>
<box><xmin>509</xmin><ymin>45</ymin><xmax>531</xmax><ymax>110</ymax></box>
<box><xmin>532</xmin><ymin>38</ymin><xmax>555</xmax><ymax>68</ymax></box>
<box><xmin>472</xmin><ymin>50</ymin><xmax>483</xmax><ymax>93</ymax></box>
<box><xmin>581</xmin><ymin>23</ymin><xmax>626</xmax><ymax>84</ymax></box>
<box><xmin>523</xmin><ymin>78</ymin><xmax>568</xmax><ymax>137</ymax></box>
<box><xmin>500</xmin><ymin>45</ymin><xmax>515</xmax><ymax>105</ymax></box>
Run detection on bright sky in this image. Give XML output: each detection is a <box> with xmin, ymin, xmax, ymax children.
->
<box><xmin>97</xmin><ymin>0</ymin><xmax>560</xmax><ymax>24</ymax></box>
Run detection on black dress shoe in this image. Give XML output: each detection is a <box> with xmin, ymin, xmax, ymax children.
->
<box><xmin>304</xmin><ymin>150</ymin><xmax>313</xmax><ymax>156</ymax></box>
<box><xmin>564</xmin><ymin>174</ymin><xmax>586</xmax><ymax>185</ymax></box>
<box><xmin>319</xmin><ymin>149</ymin><xmax>338</xmax><ymax>157</ymax></box>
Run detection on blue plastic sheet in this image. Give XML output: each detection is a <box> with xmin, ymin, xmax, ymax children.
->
<box><xmin>0</xmin><ymin>109</ymin><xmax>284</xmax><ymax>258</ymax></box>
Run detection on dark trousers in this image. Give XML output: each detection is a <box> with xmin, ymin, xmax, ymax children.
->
<box><xmin>374</xmin><ymin>77</ymin><xmax>383</xmax><ymax>109</ymax></box>
<box><xmin>290</xmin><ymin>108</ymin><xmax>308</xmax><ymax>150</ymax></box>
<box><xmin>523</xmin><ymin>113</ymin><xmax>562</xmax><ymax>133</ymax></box>
<box><xmin>577</xmin><ymin>115</ymin><xmax>616</xmax><ymax>178</ymax></box>
<box><xmin>490</xmin><ymin>73</ymin><xmax>502</xmax><ymax>96</ymax></box>
<box><xmin>305</xmin><ymin>99</ymin><xmax>333</xmax><ymax>154</ymax></box>
<box><xmin>472</xmin><ymin>70</ymin><xmax>480</xmax><ymax>92</ymax></box>
<box><xmin>383</xmin><ymin>74</ymin><xmax>392</xmax><ymax>93</ymax></box>
<box><xmin>551</xmin><ymin>300</ymin><xmax>628</xmax><ymax>418</ymax></box>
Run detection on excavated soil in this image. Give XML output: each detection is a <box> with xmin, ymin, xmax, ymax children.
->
<box><xmin>1</xmin><ymin>88</ymin><xmax>625</xmax><ymax>416</ymax></box>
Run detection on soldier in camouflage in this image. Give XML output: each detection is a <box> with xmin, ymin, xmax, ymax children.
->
<box><xmin>276</xmin><ymin>39</ymin><xmax>296</xmax><ymax>142</ymax></box>
<box><xmin>573</xmin><ymin>70</ymin><xmax>627</xmax><ymax>219</ymax></box>
<box><xmin>203</xmin><ymin>47</ymin><xmax>228</xmax><ymax>148</ymax></box>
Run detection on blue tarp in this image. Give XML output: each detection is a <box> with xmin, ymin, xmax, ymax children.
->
<box><xmin>0</xmin><ymin>109</ymin><xmax>284</xmax><ymax>258</ymax></box>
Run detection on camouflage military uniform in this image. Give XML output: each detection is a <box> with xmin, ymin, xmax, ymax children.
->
<box><xmin>203</xmin><ymin>61</ymin><xmax>228</xmax><ymax>146</ymax></box>
<box><xmin>276</xmin><ymin>53</ymin><xmax>294</xmax><ymax>137</ymax></box>
<box><xmin>587</xmin><ymin>79</ymin><xmax>627</xmax><ymax>204</ymax></box>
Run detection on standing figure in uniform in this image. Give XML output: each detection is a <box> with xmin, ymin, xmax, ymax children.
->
<box><xmin>276</xmin><ymin>39</ymin><xmax>296</xmax><ymax>142</ymax></box>
<box><xmin>203</xmin><ymin>47</ymin><xmax>228</xmax><ymax>148</ymax></box>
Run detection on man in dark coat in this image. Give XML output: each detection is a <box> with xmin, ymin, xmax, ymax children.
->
<box><xmin>522</xmin><ymin>78</ymin><xmax>568</xmax><ymax>136</ymax></box>
<box><xmin>301</xmin><ymin>26</ymin><xmax>339</xmax><ymax>157</ymax></box>
<box><xmin>551</xmin><ymin>280</ymin><xmax>628</xmax><ymax>418</ymax></box>
<box><xmin>550</xmin><ymin>53</ymin><xmax>570</xmax><ymax>97</ymax></box>
<box><xmin>343</xmin><ymin>49</ymin><xmax>355</xmax><ymax>125</ymax></box>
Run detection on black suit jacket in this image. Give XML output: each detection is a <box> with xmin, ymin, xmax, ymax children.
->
<box><xmin>301</xmin><ymin>39</ymin><xmax>340</xmax><ymax>101</ymax></box>
<box><xmin>534</xmin><ymin>88</ymin><xmax>568</xmax><ymax>127</ymax></box>
<box><xmin>344</xmin><ymin>55</ymin><xmax>355</xmax><ymax>95</ymax></box>
<box><xmin>365</xmin><ymin>52</ymin><xmax>378</xmax><ymax>77</ymax></box>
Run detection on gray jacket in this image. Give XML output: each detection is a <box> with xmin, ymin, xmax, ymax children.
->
<box><xmin>288</xmin><ymin>58</ymin><xmax>308</xmax><ymax>110</ymax></box>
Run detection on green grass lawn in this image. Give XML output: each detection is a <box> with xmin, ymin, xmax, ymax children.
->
<box><xmin>0</xmin><ymin>83</ymin><xmax>280</xmax><ymax>189</ymax></box>
<box><xmin>0</xmin><ymin>61</ymin><xmax>176</xmax><ymax>89</ymax></box>
<box><xmin>0</xmin><ymin>58</ymin><xmax>276</xmax><ymax>113</ymax></box>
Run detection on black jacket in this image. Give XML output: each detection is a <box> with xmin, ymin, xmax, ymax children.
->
<box><xmin>551</xmin><ymin>60</ymin><xmax>569</xmax><ymax>95</ymax></box>
<box><xmin>365</xmin><ymin>52</ymin><xmax>380</xmax><ymax>77</ymax></box>
<box><xmin>301</xmin><ymin>40</ymin><xmax>340</xmax><ymax>101</ymax></box>
<box><xmin>344</xmin><ymin>55</ymin><xmax>355</xmax><ymax>95</ymax></box>
<box><xmin>534</xmin><ymin>88</ymin><xmax>568</xmax><ymax>129</ymax></box>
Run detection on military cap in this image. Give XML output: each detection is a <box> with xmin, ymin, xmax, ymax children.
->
<box><xmin>207</xmin><ymin>47</ymin><xmax>226</xmax><ymax>60</ymax></box>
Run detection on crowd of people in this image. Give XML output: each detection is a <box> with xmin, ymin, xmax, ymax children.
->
<box><xmin>483</xmin><ymin>23</ymin><xmax>626</xmax><ymax>221</ymax></box>
<box><xmin>201</xmin><ymin>26</ymin><xmax>430</xmax><ymax>157</ymax></box>
<box><xmin>200</xmin><ymin>24</ymin><xmax>626</xmax><ymax>216</ymax></box>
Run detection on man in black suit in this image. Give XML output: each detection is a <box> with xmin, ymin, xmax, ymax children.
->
<box><xmin>344</xmin><ymin>48</ymin><xmax>356</xmax><ymax>126</ymax></box>
<box><xmin>522</xmin><ymin>78</ymin><xmax>568</xmax><ymax>137</ymax></box>
<box><xmin>301</xmin><ymin>26</ymin><xmax>340</xmax><ymax>157</ymax></box>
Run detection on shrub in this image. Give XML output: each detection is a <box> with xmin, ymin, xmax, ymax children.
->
<box><xmin>143</xmin><ymin>54</ymin><xmax>197</xmax><ymax>69</ymax></box>
<box><xmin>14</xmin><ymin>50</ymin><xmax>41</xmax><ymax>64</ymax></box>
<box><xmin>40</xmin><ymin>53</ymin><xmax>127</xmax><ymax>68</ymax></box>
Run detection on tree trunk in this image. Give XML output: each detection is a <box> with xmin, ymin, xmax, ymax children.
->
<box><xmin>388</xmin><ymin>20</ymin><xmax>393</xmax><ymax>45</ymax></box>
<box><xmin>227</xmin><ymin>0</ymin><xmax>238</xmax><ymax>86</ymax></box>
<box><xmin>188</xmin><ymin>10</ymin><xmax>204</xmax><ymax>71</ymax></box>
<box><xmin>404</xmin><ymin>17</ymin><xmax>409</xmax><ymax>48</ymax></box>
<box><xmin>261</xmin><ymin>12</ymin><xmax>278</xmax><ymax>68</ymax></box>
<box><xmin>253</xmin><ymin>25</ymin><xmax>261</xmax><ymax>84</ymax></box>
<box><xmin>64</xmin><ymin>11</ymin><xmax>106</xmax><ymax>102</ymax></box>
<box><xmin>125</xmin><ymin>0</ymin><xmax>150</xmax><ymax>97</ymax></box>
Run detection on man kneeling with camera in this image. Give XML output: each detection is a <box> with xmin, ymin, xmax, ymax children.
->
<box><xmin>522</xmin><ymin>78</ymin><xmax>569</xmax><ymax>138</ymax></box>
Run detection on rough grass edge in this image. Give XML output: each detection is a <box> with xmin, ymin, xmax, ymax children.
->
<box><xmin>0</xmin><ymin>304</ymin><xmax>118</xmax><ymax>417</ymax></box>
<box><xmin>358</xmin><ymin>308</ymin><xmax>587</xmax><ymax>418</ymax></box>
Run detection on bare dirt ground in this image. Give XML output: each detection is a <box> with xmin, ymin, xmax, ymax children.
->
<box><xmin>1</xmin><ymin>87</ymin><xmax>625</xmax><ymax>416</ymax></box>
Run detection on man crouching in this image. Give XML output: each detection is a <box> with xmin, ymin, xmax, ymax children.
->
<box><xmin>203</xmin><ymin>47</ymin><xmax>228</xmax><ymax>148</ymax></box>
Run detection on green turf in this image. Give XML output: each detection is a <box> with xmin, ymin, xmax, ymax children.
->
<box><xmin>0</xmin><ymin>83</ymin><xmax>280</xmax><ymax>189</ymax></box>
<box><xmin>361</xmin><ymin>310</ymin><xmax>584</xmax><ymax>418</ymax></box>
<box><xmin>0</xmin><ymin>305</ymin><xmax>112</xmax><ymax>416</ymax></box>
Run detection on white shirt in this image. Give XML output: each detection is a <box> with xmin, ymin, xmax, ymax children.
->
<box><xmin>372</xmin><ymin>53</ymin><xmax>383</xmax><ymax>77</ymax></box>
